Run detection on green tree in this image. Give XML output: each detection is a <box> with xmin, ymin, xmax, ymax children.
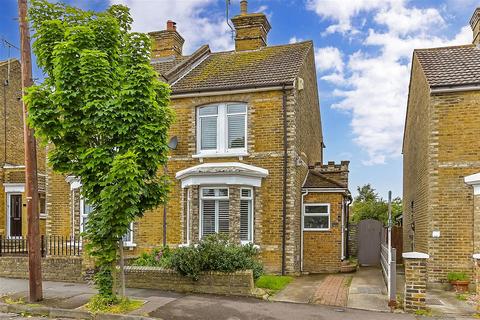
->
<box><xmin>26</xmin><ymin>0</ymin><xmax>173</xmax><ymax>301</ymax></box>
<box><xmin>351</xmin><ymin>184</ymin><xmax>402</xmax><ymax>224</ymax></box>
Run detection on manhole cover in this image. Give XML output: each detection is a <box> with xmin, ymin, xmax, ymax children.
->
<box><xmin>426</xmin><ymin>298</ymin><xmax>443</xmax><ymax>305</ymax></box>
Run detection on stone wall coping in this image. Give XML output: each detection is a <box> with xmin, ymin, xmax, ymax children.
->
<box><xmin>402</xmin><ymin>252</ymin><xmax>429</xmax><ymax>259</ymax></box>
<box><xmin>473</xmin><ymin>253</ymin><xmax>480</xmax><ymax>260</ymax></box>
<box><xmin>123</xmin><ymin>265</ymin><xmax>253</xmax><ymax>276</ymax></box>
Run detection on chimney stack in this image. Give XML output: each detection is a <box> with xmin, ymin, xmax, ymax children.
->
<box><xmin>149</xmin><ymin>20</ymin><xmax>185</xmax><ymax>58</ymax></box>
<box><xmin>231</xmin><ymin>1</ymin><xmax>271</xmax><ymax>51</ymax></box>
<box><xmin>470</xmin><ymin>8</ymin><xmax>480</xmax><ymax>45</ymax></box>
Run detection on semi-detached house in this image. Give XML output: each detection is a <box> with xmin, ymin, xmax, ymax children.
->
<box><xmin>45</xmin><ymin>1</ymin><xmax>351</xmax><ymax>274</ymax></box>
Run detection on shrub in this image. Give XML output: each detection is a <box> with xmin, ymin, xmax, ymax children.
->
<box><xmin>447</xmin><ymin>272</ymin><xmax>469</xmax><ymax>282</ymax></box>
<box><xmin>132</xmin><ymin>247</ymin><xmax>172</xmax><ymax>269</ymax></box>
<box><xmin>170</xmin><ymin>234</ymin><xmax>264</xmax><ymax>280</ymax></box>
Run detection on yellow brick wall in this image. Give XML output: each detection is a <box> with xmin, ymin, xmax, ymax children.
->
<box><xmin>303</xmin><ymin>192</ymin><xmax>343</xmax><ymax>273</ymax></box>
<box><xmin>403</xmin><ymin>56</ymin><xmax>431</xmax><ymax>254</ymax></box>
<box><xmin>404</xmin><ymin>53</ymin><xmax>480</xmax><ymax>283</ymax></box>
<box><xmin>427</xmin><ymin>90</ymin><xmax>480</xmax><ymax>283</ymax></box>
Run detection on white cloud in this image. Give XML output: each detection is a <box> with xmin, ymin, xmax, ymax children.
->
<box><xmin>306</xmin><ymin>0</ymin><xmax>400</xmax><ymax>34</ymax></box>
<box><xmin>289</xmin><ymin>36</ymin><xmax>304</xmax><ymax>44</ymax></box>
<box><xmin>315</xmin><ymin>46</ymin><xmax>344</xmax><ymax>73</ymax></box>
<box><xmin>312</xmin><ymin>2</ymin><xmax>472</xmax><ymax>164</ymax></box>
<box><xmin>110</xmin><ymin>0</ymin><xmax>234</xmax><ymax>53</ymax></box>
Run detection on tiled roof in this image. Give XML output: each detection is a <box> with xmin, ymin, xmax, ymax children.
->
<box><xmin>415</xmin><ymin>44</ymin><xmax>480</xmax><ymax>88</ymax></box>
<box><xmin>303</xmin><ymin>170</ymin><xmax>347</xmax><ymax>189</ymax></box>
<box><xmin>151</xmin><ymin>41</ymin><xmax>312</xmax><ymax>94</ymax></box>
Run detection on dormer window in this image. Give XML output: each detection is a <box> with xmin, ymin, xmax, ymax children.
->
<box><xmin>196</xmin><ymin>103</ymin><xmax>247</xmax><ymax>157</ymax></box>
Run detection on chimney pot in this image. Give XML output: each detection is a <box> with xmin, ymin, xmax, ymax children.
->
<box><xmin>240</xmin><ymin>0</ymin><xmax>248</xmax><ymax>15</ymax></box>
<box><xmin>166</xmin><ymin>20</ymin><xmax>176</xmax><ymax>31</ymax></box>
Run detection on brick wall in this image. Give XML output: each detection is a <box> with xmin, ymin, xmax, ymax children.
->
<box><xmin>0</xmin><ymin>256</ymin><xmax>83</xmax><ymax>282</ymax></box>
<box><xmin>303</xmin><ymin>192</ymin><xmax>343</xmax><ymax>273</ymax></box>
<box><xmin>403</xmin><ymin>256</ymin><xmax>428</xmax><ymax>311</ymax></box>
<box><xmin>404</xmin><ymin>54</ymin><xmax>480</xmax><ymax>284</ymax></box>
<box><xmin>403</xmin><ymin>56</ymin><xmax>431</xmax><ymax>255</ymax></box>
<box><xmin>122</xmin><ymin>266</ymin><xmax>254</xmax><ymax>296</ymax></box>
<box><xmin>348</xmin><ymin>223</ymin><xmax>358</xmax><ymax>258</ymax></box>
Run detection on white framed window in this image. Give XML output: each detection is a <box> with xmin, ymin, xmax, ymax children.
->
<box><xmin>80</xmin><ymin>197</ymin><xmax>134</xmax><ymax>246</ymax></box>
<box><xmin>200</xmin><ymin>187</ymin><xmax>229</xmax><ymax>238</ymax></box>
<box><xmin>303</xmin><ymin>203</ymin><xmax>330</xmax><ymax>231</ymax></box>
<box><xmin>196</xmin><ymin>103</ymin><xmax>247</xmax><ymax>157</ymax></box>
<box><xmin>240</xmin><ymin>188</ymin><xmax>253</xmax><ymax>243</ymax></box>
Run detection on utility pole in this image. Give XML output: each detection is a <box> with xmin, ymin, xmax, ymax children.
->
<box><xmin>18</xmin><ymin>0</ymin><xmax>42</xmax><ymax>302</ymax></box>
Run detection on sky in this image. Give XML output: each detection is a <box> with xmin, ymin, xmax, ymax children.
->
<box><xmin>0</xmin><ymin>0</ymin><xmax>477</xmax><ymax>200</ymax></box>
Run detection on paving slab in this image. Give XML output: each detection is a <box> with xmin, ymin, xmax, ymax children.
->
<box><xmin>347</xmin><ymin>267</ymin><xmax>390</xmax><ymax>312</ymax></box>
<box><xmin>271</xmin><ymin>274</ymin><xmax>326</xmax><ymax>303</ymax></box>
<box><xmin>426</xmin><ymin>289</ymin><xmax>477</xmax><ymax>316</ymax></box>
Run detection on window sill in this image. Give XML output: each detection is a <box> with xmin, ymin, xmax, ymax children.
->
<box><xmin>192</xmin><ymin>152</ymin><xmax>249</xmax><ymax>159</ymax></box>
<box><xmin>303</xmin><ymin>228</ymin><xmax>331</xmax><ymax>232</ymax></box>
<box><xmin>40</xmin><ymin>214</ymin><xmax>47</xmax><ymax>220</ymax></box>
<box><xmin>123</xmin><ymin>242</ymin><xmax>136</xmax><ymax>248</ymax></box>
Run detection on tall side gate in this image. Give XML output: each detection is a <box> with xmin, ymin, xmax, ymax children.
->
<box><xmin>357</xmin><ymin>219</ymin><xmax>383</xmax><ymax>266</ymax></box>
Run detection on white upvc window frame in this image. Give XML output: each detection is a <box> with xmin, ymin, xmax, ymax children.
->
<box><xmin>199</xmin><ymin>187</ymin><xmax>229</xmax><ymax>238</ymax></box>
<box><xmin>195</xmin><ymin>103</ymin><xmax>248</xmax><ymax>157</ymax></box>
<box><xmin>80</xmin><ymin>197</ymin><xmax>135</xmax><ymax>247</ymax></box>
<box><xmin>240</xmin><ymin>187</ymin><xmax>254</xmax><ymax>244</ymax></box>
<box><xmin>303</xmin><ymin>203</ymin><xmax>331</xmax><ymax>231</ymax></box>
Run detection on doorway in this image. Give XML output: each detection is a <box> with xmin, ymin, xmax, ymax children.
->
<box><xmin>7</xmin><ymin>193</ymin><xmax>22</xmax><ymax>238</ymax></box>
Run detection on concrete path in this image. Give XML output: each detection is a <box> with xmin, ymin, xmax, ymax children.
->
<box><xmin>271</xmin><ymin>274</ymin><xmax>325</xmax><ymax>303</ymax></box>
<box><xmin>347</xmin><ymin>267</ymin><xmax>390</xmax><ymax>312</ymax></box>
<box><xmin>0</xmin><ymin>277</ymin><xmax>423</xmax><ymax>320</ymax></box>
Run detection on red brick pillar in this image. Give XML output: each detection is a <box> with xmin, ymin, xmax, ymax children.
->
<box><xmin>403</xmin><ymin>252</ymin><xmax>429</xmax><ymax>312</ymax></box>
<box><xmin>473</xmin><ymin>254</ymin><xmax>480</xmax><ymax>294</ymax></box>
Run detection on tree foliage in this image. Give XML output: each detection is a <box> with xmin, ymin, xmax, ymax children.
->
<box><xmin>350</xmin><ymin>184</ymin><xmax>402</xmax><ymax>224</ymax></box>
<box><xmin>26</xmin><ymin>0</ymin><xmax>173</xmax><ymax>301</ymax></box>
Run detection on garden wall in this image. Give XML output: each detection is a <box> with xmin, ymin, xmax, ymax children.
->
<box><xmin>122</xmin><ymin>266</ymin><xmax>254</xmax><ymax>296</ymax></box>
<box><xmin>0</xmin><ymin>256</ymin><xmax>84</xmax><ymax>282</ymax></box>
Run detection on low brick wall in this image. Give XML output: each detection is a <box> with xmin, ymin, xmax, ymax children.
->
<box><xmin>122</xmin><ymin>266</ymin><xmax>254</xmax><ymax>296</ymax></box>
<box><xmin>0</xmin><ymin>256</ymin><xmax>83</xmax><ymax>283</ymax></box>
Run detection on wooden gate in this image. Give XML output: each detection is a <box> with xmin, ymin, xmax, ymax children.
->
<box><xmin>357</xmin><ymin>219</ymin><xmax>383</xmax><ymax>266</ymax></box>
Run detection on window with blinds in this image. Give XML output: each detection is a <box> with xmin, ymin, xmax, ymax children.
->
<box><xmin>240</xmin><ymin>188</ymin><xmax>253</xmax><ymax>243</ymax></box>
<box><xmin>200</xmin><ymin>188</ymin><xmax>230</xmax><ymax>238</ymax></box>
<box><xmin>197</xmin><ymin>103</ymin><xmax>247</xmax><ymax>155</ymax></box>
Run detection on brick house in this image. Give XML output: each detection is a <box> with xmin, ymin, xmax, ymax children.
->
<box><xmin>403</xmin><ymin>8</ymin><xmax>480</xmax><ymax>285</ymax></box>
<box><xmin>0</xmin><ymin>59</ymin><xmax>46</xmax><ymax>239</ymax></box>
<box><xmin>45</xmin><ymin>1</ymin><xmax>351</xmax><ymax>274</ymax></box>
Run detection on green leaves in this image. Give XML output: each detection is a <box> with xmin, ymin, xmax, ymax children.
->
<box><xmin>351</xmin><ymin>184</ymin><xmax>402</xmax><ymax>224</ymax></box>
<box><xmin>27</xmin><ymin>0</ymin><xmax>173</xmax><ymax>301</ymax></box>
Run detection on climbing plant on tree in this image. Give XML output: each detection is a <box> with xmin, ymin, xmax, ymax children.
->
<box><xmin>26</xmin><ymin>0</ymin><xmax>173</xmax><ymax>301</ymax></box>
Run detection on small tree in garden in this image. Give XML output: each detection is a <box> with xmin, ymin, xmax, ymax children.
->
<box><xmin>26</xmin><ymin>0</ymin><xmax>173</xmax><ymax>301</ymax></box>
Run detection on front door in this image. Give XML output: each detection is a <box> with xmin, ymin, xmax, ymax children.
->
<box><xmin>9</xmin><ymin>194</ymin><xmax>22</xmax><ymax>238</ymax></box>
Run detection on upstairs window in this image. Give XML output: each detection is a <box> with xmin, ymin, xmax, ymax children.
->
<box><xmin>197</xmin><ymin>103</ymin><xmax>247</xmax><ymax>156</ymax></box>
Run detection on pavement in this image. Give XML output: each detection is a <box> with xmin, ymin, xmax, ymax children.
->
<box><xmin>0</xmin><ymin>277</ymin><xmax>419</xmax><ymax>320</ymax></box>
<box><xmin>1</xmin><ymin>276</ymin><xmax>478</xmax><ymax>320</ymax></box>
<box><xmin>347</xmin><ymin>267</ymin><xmax>390</xmax><ymax>312</ymax></box>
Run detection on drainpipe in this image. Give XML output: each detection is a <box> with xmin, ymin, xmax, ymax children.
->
<box><xmin>281</xmin><ymin>85</ymin><xmax>288</xmax><ymax>275</ymax></box>
<box><xmin>300</xmin><ymin>189</ymin><xmax>308</xmax><ymax>272</ymax></box>
<box><xmin>341</xmin><ymin>198</ymin><xmax>345</xmax><ymax>261</ymax></box>
<box><xmin>345</xmin><ymin>195</ymin><xmax>352</xmax><ymax>259</ymax></box>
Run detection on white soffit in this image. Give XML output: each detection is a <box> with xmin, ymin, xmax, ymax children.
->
<box><xmin>176</xmin><ymin>162</ymin><xmax>269</xmax><ymax>188</ymax></box>
<box><xmin>465</xmin><ymin>172</ymin><xmax>480</xmax><ymax>195</ymax></box>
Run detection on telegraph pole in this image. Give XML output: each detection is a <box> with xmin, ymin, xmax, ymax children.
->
<box><xmin>18</xmin><ymin>0</ymin><xmax>42</xmax><ymax>302</ymax></box>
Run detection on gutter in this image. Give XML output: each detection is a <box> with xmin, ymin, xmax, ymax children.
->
<box><xmin>170</xmin><ymin>85</ymin><xmax>294</xmax><ymax>99</ymax></box>
<box><xmin>281</xmin><ymin>85</ymin><xmax>288</xmax><ymax>275</ymax></box>
<box><xmin>430</xmin><ymin>84</ymin><xmax>480</xmax><ymax>94</ymax></box>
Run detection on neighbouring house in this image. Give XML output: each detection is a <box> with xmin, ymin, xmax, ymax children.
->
<box><xmin>44</xmin><ymin>1</ymin><xmax>351</xmax><ymax>274</ymax></box>
<box><xmin>403</xmin><ymin>7</ymin><xmax>480</xmax><ymax>286</ymax></box>
<box><xmin>0</xmin><ymin>59</ymin><xmax>46</xmax><ymax>239</ymax></box>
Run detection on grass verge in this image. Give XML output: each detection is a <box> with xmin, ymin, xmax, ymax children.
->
<box><xmin>85</xmin><ymin>295</ymin><xmax>144</xmax><ymax>314</ymax></box>
<box><xmin>255</xmin><ymin>275</ymin><xmax>293</xmax><ymax>294</ymax></box>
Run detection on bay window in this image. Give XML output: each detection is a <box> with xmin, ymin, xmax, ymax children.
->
<box><xmin>240</xmin><ymin>188</ymin><xmax>253</xmax><ymax>243</ymax></box>
<box><xmin>200</xmin><ymin>187</ymin><xmax>229</xmax><ymax>237</ymax></box>
<box><xmin>197</xmin><ymin>103</ymin><xmax>247</xmax><ymax>156</ymax></box>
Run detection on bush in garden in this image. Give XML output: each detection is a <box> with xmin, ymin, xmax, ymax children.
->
<box><xmin>170</xmin><ymin>234</ymin><xmax>264</xmax><ymax>280</ymax></box>
<box><xmin>132</xmin><ymin>247</ymin><xmax>172</xmax><ymax>269</ymax></box>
